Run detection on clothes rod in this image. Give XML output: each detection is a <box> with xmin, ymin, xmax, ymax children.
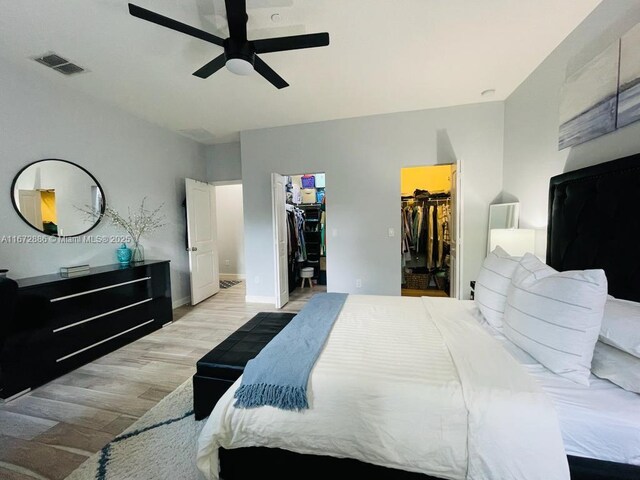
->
<box><xmin>402</xmin><ymin>198</ymin><xmax>451</xmax><ymax>204</ymax></box>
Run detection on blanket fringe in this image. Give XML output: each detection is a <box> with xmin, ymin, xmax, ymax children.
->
<box><xmin>234</xmin><ymin>383</ymin><xmax>308</xmax><ymax>411</ymax></box>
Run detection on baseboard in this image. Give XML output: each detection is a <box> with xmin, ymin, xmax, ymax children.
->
<box><xmin>245</xmin><ymin>295</ymin><xmax>276</xmax><ymax>305</ymax></box>
<box><xmin>172</xmin><ymin>296</ymin><xmax>191</xmax><ymax>309</ymax></box>
<box><xmin>220</xmin><ymin>274</ymin><xmax>246</xmax><ymax>281</ymax></box>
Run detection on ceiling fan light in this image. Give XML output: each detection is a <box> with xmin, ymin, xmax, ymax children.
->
<box><xmin>226</xmin><ymin>58</ymin><xmax>254</xmax><ymax>76</ymax></box>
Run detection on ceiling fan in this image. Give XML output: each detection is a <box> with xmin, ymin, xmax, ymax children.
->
<box><xmin>128</xmin><ymin>1</ymin><xmax>330</xmax><ymax>89</ymax></box>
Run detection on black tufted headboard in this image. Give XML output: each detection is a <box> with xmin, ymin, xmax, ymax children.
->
<box><xmin>547</xmin><ymin>153</ymin><xmax>640</xmax><ymax>302</ymax></box>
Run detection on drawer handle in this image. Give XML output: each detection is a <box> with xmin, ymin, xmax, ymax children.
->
<box><xmin>50</xmin><ymin>277</ymin><xmax>151</xmax><ymax>303</ymax></box>
<box><xmin>53</xmin><ymin>298</ymin><xmax>153</xmax><ymax>333</ymax></box>
<box><xmin>56</xmin><ymin>319</ymin><xmax>155</xmax><ymax>363</ymax></box>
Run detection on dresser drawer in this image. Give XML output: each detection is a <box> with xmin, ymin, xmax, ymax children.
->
<box><xmin>21</xmin><ymin>266</ymin><xmax>153</xmax><ymax>300</ymax></box>
<box><xmin>45</xmin><ymin>318</ymin><xmax>160</xmax><ymax>388</ymax></box>
<box><xmin>48</xmin><ymin>279</ymin><xmax>152</xmax><ymax>330</ymax></box>
<box><xmin>51</xmin><ymin>301</ymin><xmax>155</xmax><ymax>362</ymax></box>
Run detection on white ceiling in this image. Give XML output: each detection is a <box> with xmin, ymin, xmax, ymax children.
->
<box><xmin>0</xmin><ymin>0</ymin><xmax>601</xmax><ymax>144</ymax></box>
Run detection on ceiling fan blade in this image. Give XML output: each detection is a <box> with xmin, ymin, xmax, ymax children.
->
<box><xmin>193</xmin><ymin>54</ymin><xmax>227</xmax><ymax>79</ymax></box>
<box><xmin>253</xmin><ymin>56</ymin><xmax>288</xmax><ymax>89</ymax></box>
<box><xmin>224</xmin><ymin>0</ymin><xmax>248</xmax><ymax>41</ymax></box>
<box><xmin>128</xmin><ymin>3</ymin><xmax>224</xmax><ymax>47</ymax></box>
<box><xmin>253</xmin><ymin>32</ymin><xmax>330</xmax><ymax>54</ymax></box>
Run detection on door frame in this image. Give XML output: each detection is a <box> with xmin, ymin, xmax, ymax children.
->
<box><xmin>452</xmin><ymin>157</ymin><xmax>464</xmax><ymax>300</ymax></box>
<box><xmin>400</xmin><ymin>160</ymin><xmax>464</xmax><ymax>299</ymax></box>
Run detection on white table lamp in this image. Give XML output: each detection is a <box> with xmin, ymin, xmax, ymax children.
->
<box><xmin>489</xmin><ymin>228</ymin><xmax>536</xmax><ymax>256</ymax></box>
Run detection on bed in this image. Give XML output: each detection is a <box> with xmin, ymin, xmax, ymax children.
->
<box><xmin>197</xmin><ymin>153</ymin><xmax>640</xmax><ymax>480</ymax></box>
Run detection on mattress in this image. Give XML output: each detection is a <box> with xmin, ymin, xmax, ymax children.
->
<box><xmin>463</xmin><ymin>300</ymin><xmax>640</xmax><ymax>466</ymax></box>
<box><xmin>198</xmin><ymin>295</ymin><xmax>469</xmax><ymax>479</ymax></box>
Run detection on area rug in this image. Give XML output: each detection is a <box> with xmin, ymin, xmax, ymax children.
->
<box><xmin>65</xmin><ymin>380</ymin><xmax>207</xmax><ymax>480</ymax></box>
<box><xmin>220</xmin><ymin>280</ymin><xmax>242</xmax><ymax>289</ymax></box>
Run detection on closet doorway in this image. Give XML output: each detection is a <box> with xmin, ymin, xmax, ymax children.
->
<box><xmin>401</xmin><ymin>165</ymin><xmax>459</xmax><ymax>298</ymax></box>
<box><xmin>272</xmin><ymin>172</ymin><xmax>327</xmax><ymax>308</ymax></box>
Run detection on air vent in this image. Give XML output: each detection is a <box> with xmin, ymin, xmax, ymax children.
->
<box><xmin>53</xmin><ymin>63</ymin><xmax>85</xmax><ymax>75</ymax></box>
<box><xmin>36</xmin><ymin>54</ymin><xmax>68</xmax><ymax>67</ymax></box>
<box><xmin>33</xmin><ymin>52</ymin><xmax>87</xmax><ymax>76</ymax></box>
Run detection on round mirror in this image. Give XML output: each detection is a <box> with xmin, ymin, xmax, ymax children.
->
<box><xmin>11</xmin><ymin>159</ymin><xmax>105</xmax><ymax>237</ymax></box>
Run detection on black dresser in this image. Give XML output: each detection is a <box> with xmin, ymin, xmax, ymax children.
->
<box><xmin>0</xmin><ymin>260</ymin><xmax>172</xmax><ymax>400</ymax></box>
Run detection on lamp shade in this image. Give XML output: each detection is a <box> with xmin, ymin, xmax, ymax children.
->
<box><xmin>489</xmin><ymin>228</ymin><xmax>536</xmax><ymax>256</ymax></box>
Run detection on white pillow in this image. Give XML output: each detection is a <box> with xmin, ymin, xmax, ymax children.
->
<box><xmin>592</xmin><ymin>342</ymin><xmax>640</xmax><ymax>394</ymax></box>
<box><xmin>503</xmin><ymin>254</ymin><xmax>607</xmax><ymax>385</ymax></box>
<box><xmin>474</xmin><ymin>246</ymin><xmax>520</xmax><ymax>329</ymax></box>
<box><xmin>600</xmin><ymin>296</ymin><xmax>640</xmax><ymax>358</ymax></box>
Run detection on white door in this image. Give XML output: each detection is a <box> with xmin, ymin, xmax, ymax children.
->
<box><xmin>185</xmin><ymin>178</ymin><xmax>220</xmax><ymax>305</ymax></box>
<box><xmin>18</xmin><ymin>190</ymin><xmax>43</xmax><ymax>230</ymax></box>
<box><xmin>449</xmin><ymin>162</ymin><xmax>463</xmax><ymax>299</ymax></box>
<box><xmin>272</xmin><ymin>173</ymin><xmax>289</xmax><ymax>309</ymax></box>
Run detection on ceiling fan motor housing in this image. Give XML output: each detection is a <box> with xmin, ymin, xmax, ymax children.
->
<box><xmin>224</xmin><ymin>38</ymin><xmax>255</xmax><ymax>65</ymax></box>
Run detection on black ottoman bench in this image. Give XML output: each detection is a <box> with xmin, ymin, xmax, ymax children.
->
<box><xmin>193</xmin><ymin>311</ymin><xmax>296</xmax><ymax>420</ymax></box>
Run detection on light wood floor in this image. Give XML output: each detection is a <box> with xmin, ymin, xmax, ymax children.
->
<box><xmin>0</xmin><ymin>282</ymin><xmax>324</xmax><ymax>480</ymax></box>
<box><xmin>401</xmin><ymin>288</ymin><xmax>449</xmax><ymax>298</ymax></box>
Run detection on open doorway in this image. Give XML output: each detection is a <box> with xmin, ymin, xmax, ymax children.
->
<box><xmin>272</xmin><ymin>172</ymin><xmax>327</xmax><ymax>308</ymax></box>
<box><xmin>214</xmin><ymin>183</ymin><xmax>245</xmax><ymax>287</ymax></box>
<box><xmin>401</xmin><ymin>165</ymin><xmax>455</xmax><ymax>297</ymax></box>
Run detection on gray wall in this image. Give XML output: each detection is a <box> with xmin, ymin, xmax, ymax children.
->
<box><xmin>0</xmin><ymin>57</ymin><xmax>206</xmax><ymax>306</ymax></box>
<box><xmin>206</xmin><ymin>142</ymin><xmax>242</xmax><ymax>182</ymax></box>
<box><xmin>503</xmin><ymin>0</ymin><xmax>640</xmax><ymax>258</ymax></box>
<box><xmin>241</xmin><ymin>102</ymin><xmax>505</xmax><ymax>301</ymax></box>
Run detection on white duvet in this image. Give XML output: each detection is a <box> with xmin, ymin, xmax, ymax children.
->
<box><xmin>197</xmin><ymin>296</ymin><xmax>569</xmax><ymax>480</ymax></box>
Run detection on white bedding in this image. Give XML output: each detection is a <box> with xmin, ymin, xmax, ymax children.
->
<box><xmin>470</xmin><ymin>302</ymin><xmax>640</xmax><ymax>466</ymax></box>
<box><xmin>197</xmin><ymin>295</ymin><xmax>569</xmax><ymax>480</ymax></box>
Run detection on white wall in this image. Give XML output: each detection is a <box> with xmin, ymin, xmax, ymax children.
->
<box><xmin>215</xmin><ymin>184</ymin><xmax>245</xmax><ymax>278</ymax></box>
<box><xmin>206</xmin><ymin>142</ymin><xmax>242</xmax><ymax>182</ymax></box>
<box><xmin>241</xmin><ymin>102</ymin><xmax>504</xmax><ymax>302</ymax></box>
<box><xmin>503</xmin><ymin>0</ymin><xmax>640</xmax><ymax>258</ymax></box>
<box><xmin>0</xmin><ymin>57</ymin><xmax>206</xmax><ymax>307</ymax></box>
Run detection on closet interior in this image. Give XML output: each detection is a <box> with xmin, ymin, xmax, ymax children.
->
<box><xmin>401</xmin><ymin>165</ymin><xmax>453</xmax><ymax>297</ymax></box>
<box><xmin>284</xmin><ymin>172</ymin><xmax>326</xmax><ymax>292</ymax></box>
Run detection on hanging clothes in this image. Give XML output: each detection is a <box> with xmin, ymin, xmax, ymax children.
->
<box><xmin>431</xmin><ymin>204</ymin><xmax>439</xmax><ymax>269</ymax></box>
<box><xmin>427</xmin><ymin>205</ymin><xmax>434</xmax><ymax>269</ymax></box>
<box><xmin>401</xmin><ymin>196</ymin><xmax>452</xmax><ymax>277</ymax></box>
<box><xmin>437</xmin><ymin>204</ymin><xmax>448</xmax><ymax>267</ymax></box>
<box><xmin>294</xmin><ymin>208</ymin><xmax>306</xmax><ymax>261</ymax></box>
<box><xmin>286</xmin><ymin>204</ymin><xmax>307</xmax><ymax>293</ymax></box>
<box><xmin>320</xmin><ymin>196</ymin><xmax>326</xmax><ymax>256</ymax></box>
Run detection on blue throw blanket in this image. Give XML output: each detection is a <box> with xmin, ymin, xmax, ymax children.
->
<box><xmin>233</xmin><ymin>293</ymin><xmax>348</xmax><ymax>411</ymax></box>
